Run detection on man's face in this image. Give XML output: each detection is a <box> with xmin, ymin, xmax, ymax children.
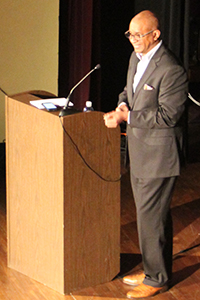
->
<box><xmin>128</xmin><ymin>19</ymin><xmax>159</xmax><ymax>55</ymax></box>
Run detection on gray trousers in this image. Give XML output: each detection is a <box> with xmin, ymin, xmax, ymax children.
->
<box><xmin>130</xmin><ymin>172</ymin><xmax>176</xmax><ymax>287</ymax></box>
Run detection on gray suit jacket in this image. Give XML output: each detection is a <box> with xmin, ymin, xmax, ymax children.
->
<box><xmin>118</xmin><ymin>44</ymin><xmax>188</xmax><ymax>178</ymax></box>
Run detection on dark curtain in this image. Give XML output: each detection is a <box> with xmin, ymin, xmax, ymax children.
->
<box><xmin>58</xmin><ymin>0</ymin><xmax>101</xmax><ymax>111</ymax></box>
<box><xmin>100</xmin><ymin>1</ymin><xmax>135</xmax><ymax>112</ymax></box>
<box><xmin>134</xmin><ymin>0</ymin><xmax>190</xmax><ymax>69</ymax></box>
<box><xmin>58</xmin><ymin>0</ymin><xmax>190</xmax><ymax>111</ymax></box>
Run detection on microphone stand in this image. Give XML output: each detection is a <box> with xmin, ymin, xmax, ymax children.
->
<box><xmin>59</xmin><ymin>64</ymin><xmax>101</xmax><ymax>117</ymax></box>
<box><xmin>0</xmin><ymin>87</ymin><xmax>8</xmax><ymax>96</ymax></box>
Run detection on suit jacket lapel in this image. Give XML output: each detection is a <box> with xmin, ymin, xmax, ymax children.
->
<box><xmin>132</xmin><ymin>59</ymin><xmax>157</xmax><ymax>105</ymax></box>
<box><xmin>127</xmin><ymin>56</ymin><xmax>139</xmax><ymax>108</ymax></box>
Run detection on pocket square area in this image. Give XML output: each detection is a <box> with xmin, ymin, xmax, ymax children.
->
<box><xmin>144</xmin><ymin>84</ymin><xmax>154</xmax><ymax>90</ymax></box>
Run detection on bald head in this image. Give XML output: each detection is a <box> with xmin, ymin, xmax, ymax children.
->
<box><xmin>130</xmin><ymin>10</ymin><xmax>160</xmax><ymax>32</ymax></box>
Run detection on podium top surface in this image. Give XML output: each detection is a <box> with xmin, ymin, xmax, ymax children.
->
<box><xmin>6</xmin><ymin>90</ymin><xmax>108</xmax><ymax>120</ymax></box>
<box><xmin>7</xmin><ymin>90</ymin><xmax>70</xmax><ymax>117</ymax></box>
<box><xmin>8</xmin><ymin>90</ymin><xmax>56</xmax><ymax>104</ymax></box>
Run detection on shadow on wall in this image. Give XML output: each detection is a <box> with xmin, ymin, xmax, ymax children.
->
<box><xmin>0</xmin><ymin>142</ymin><xmax>5</xmax><ymax>175</ymax></box>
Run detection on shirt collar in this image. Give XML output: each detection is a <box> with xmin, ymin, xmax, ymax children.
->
<box><xmin>136</xmin><ymin>40</ymin><xmax>162</xmax><ymax>61</ymax></box>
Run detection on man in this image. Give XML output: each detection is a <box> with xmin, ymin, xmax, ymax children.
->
<box><xmin>104</xmin><ymin>10</ymin><xmax>188</xmax><ymax>299</ymax></box>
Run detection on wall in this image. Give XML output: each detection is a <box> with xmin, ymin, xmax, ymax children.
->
<box><xmin>0</xmin><ymin>0</ymin><xmax>59</xmax><ymax>142</ymax></box>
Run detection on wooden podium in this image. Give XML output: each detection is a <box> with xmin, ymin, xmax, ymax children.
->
<box><xmin>5</xmin><ymin>91</ymin><xmax>120</xmax><ymax>294</ymax></box>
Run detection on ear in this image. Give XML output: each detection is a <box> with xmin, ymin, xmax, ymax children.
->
<box><xmin>153</xmin><ymin>29</ymin><xmax>161</xmax><ymax>41</ymax></box>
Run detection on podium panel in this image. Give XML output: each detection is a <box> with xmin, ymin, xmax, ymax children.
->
<box><xmin>5</xmin><ymin>91</ymin><xmax>120</xmax><ymax>294</ymax></box>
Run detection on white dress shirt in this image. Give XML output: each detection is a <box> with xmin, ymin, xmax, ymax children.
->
<box><xmin>119</xmin><ymin>40</ymin><xmax>162</xmax><ymax>123</ymax></box>
<box><xmin>133</xmin><ymin>40</ymin><xmax>162</xmax><ymax>92</ymax></box>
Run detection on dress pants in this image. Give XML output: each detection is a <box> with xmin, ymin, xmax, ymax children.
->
<box><xmin>130</xmin><ymin>171</ymin><xmax>176</xmax><ymax>287</ymax></box>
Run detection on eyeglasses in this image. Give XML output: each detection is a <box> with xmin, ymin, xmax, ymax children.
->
<box><xmin>124</xmin><ymin>30</ymin><xmax>154</xmax><ymax>41</ymax></box>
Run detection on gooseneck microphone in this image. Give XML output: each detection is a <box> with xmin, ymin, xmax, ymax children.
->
<box><xmin>59</xmin><ymin>64</ymin><xmax>101</xmax><ymax>117</ymax></box>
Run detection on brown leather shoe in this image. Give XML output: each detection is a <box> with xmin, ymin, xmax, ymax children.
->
<box><xmin>127</xmin><ymin>283</ymin><xmax>168</xmax><ymax>298</ymax></box>
<box><xmin>123</xmin><ymin>270</ymin><xmax>145</xmax><ymax>286</ymax></box>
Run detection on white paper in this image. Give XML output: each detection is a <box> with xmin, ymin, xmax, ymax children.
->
<box><xmin>30</xmin><ymin>98</ymin><xmax>67</xmax><ymax>109</ymax></box>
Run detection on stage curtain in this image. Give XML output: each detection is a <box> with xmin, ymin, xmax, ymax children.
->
<box><xmin>58</xmin><ymin>1</ymin><xmax>190</xmax><ymax>111</ymax></box>
<box><xmin>134</xmin><ymin>0</ymin><xmax>190</xmax><ymax>69</ymax></box>
<box><xmin>58</xmin><ymin>0</ymin><xmax>101</xmax><ymax>110</ymax></box>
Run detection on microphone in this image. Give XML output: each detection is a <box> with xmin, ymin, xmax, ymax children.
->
<box><xmin>59</xmin><ymin>64</ymin><xmax>101</xmax><ymax>117</ymax></box>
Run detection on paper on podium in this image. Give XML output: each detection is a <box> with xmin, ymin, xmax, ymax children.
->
<box><xmin>30</xmin><ymin>98</ymin><xmax>67</xmax><ymax>109</ymax></box>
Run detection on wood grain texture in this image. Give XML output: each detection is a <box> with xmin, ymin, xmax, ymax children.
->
<box><xmin>6</xmin><ymin>94</ymin><xmax>64</xmax><ymax>292</ymax></box>
<box><xmin>62</xmin><ymin>112</ymin><xmax>120</xmax><ymax>292</ymax></box>
<box><xmin>5</xmin><ymin>92</ymin><xmax>121</xmax><ymax>294</ymax></box>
